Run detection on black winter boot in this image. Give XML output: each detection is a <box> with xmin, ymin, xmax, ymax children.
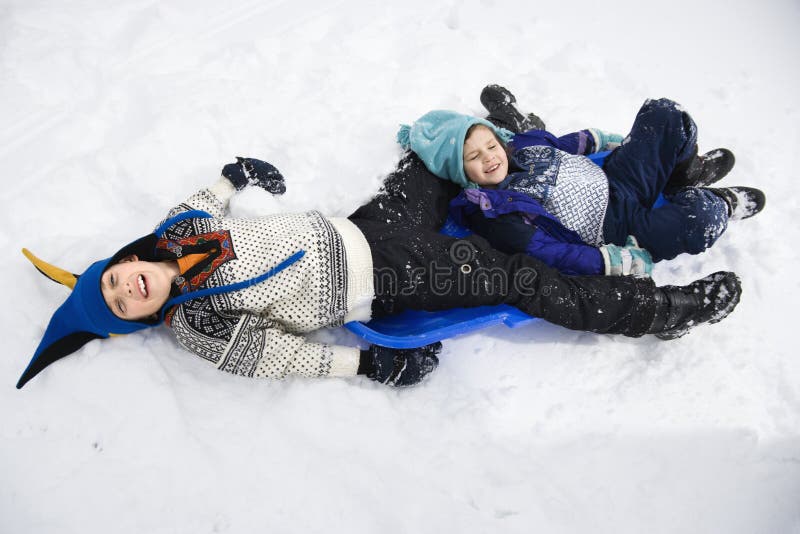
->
<box><xmin>648</xmin><ymin>271</ymin><xmax>742</xmax><ymax>340</ymax></box>
<box><xmin>665</xmin><ymin>147</ymin><xmax>735</xmax><ymax>194</ymax></box>
<box><xmin>705</xmin><ymin>186</ymin><xmax>766</xmax><ymax>220</ymax></box>
<box><xmin>696</xmin><ymin>148</ymin><xmax>736</xmax><ymax>185</ymax></box>
<box><xmin>480</xmin><ymin>84</ymin><xmax>546</xmax><ymax>133</ymax></box>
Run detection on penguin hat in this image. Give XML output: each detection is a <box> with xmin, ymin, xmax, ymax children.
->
<box><xmin>17</xmin><ymin>209</ymin><xmax>304</xmax><ymax>389</ymax></box>
<box><xmin>17</xmin><ymin>231</ymin><xmax>169</xmax><ymax>390</ymax></box>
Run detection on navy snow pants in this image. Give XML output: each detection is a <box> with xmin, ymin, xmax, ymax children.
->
<box><xmin>601</xmin><ymin>98</ymin><xmax>729</xmax><ymax>261</ymax></box>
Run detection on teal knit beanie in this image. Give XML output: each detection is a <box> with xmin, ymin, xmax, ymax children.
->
<box><xmin>397</xmin><ymin>110</ymin><xmax>514</xmax><ymax>188</ymax></box>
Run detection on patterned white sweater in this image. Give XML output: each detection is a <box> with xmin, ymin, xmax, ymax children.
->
<box><xmin>160</xmin><ymin>179</ymin><xmax>374</xmax><ymax>380</ymax></box>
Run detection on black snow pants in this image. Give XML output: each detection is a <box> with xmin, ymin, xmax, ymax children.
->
<box><xmin>348</xmin><ymin>153</ymin><xmax>658</xmax><ymax>337</ymax></box>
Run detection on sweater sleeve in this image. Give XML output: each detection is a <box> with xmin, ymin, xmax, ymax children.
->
<box><xmin>510</xmin><ymin>129</ymin><xmax>596</xmax><ymax>155</ymax></box>
<box><xmin>162</xmin><ymin>178</ymin><xmax>237</xmax><ymax>221</ymax></box>
<box><xmin>525</xmin><ymin>228</ymin><xmax>604</xmax><ymax>275</ymax></box>
<box><xmin>168</xmin><ymin>302</ymin><xmax>360</xmax><ymax>380</ymax></box>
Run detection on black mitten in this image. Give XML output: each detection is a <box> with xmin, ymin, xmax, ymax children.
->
<box><xmin>221</xmin><ymin>157</ymin><xmax>287</xmax><ymax>194</ymax></box>
<box><xmin>358</xmin><ymin>342</ymin><xmax>442</xmax><ymax>387</ymax></box>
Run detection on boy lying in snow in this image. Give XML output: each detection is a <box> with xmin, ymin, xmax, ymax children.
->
<box><xmin>18</xmin><ymin>152</ymin><xmax>742</xmax><ymax>390</ymax></box>
<box><xmin>401</xmin><ymin>88</ymin><xmax>764</xmax><ymax>276</ymax></box>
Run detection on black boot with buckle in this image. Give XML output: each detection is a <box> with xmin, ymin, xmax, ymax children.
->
<box><xmin>648</xmin><ymin>271</ymin><xmax>742</xmax><ymax>340</ymax></box>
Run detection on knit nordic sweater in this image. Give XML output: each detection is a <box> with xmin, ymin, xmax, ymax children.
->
<box><xmin>159</xmin><ymin>179</ymin><xmax>374</xmax><ymax>380</ymax></box>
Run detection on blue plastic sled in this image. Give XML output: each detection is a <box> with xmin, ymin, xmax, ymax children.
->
<box><xmin>345</xmin><ymin>305</ymin><xmax>538</xmax><ymax>349</ymax></box>
<box><xmin>344</xmin><ymin>151</ymin><xmax>663</xmax><ymax>347</ymax></box>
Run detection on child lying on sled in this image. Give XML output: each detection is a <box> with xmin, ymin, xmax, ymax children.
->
<box><xmin>400</xmin><ymin>89</ymin><xmax>765</xmax><ymax>276</ymax></box>
<box><xmin>18</xmin><ymin>154</ymin><xmax>743</xmax><ymax>390</ymax></box>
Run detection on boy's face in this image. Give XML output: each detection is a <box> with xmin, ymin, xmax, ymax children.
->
<box><xmin>101</xmin><ymin>256</ymin><xmax>178</xmax><ymax>321</ymax></box>
<box><xmin>463</xmin><ymin>125</ymin><xmax>509</xmax><ymax>187</ymax></box>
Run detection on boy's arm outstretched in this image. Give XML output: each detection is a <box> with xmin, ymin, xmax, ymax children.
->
<box><xmin>510</xmin><ymin>128</ymin><xmax>623</xmax><ymax>156</ymax></box>
<box><xmin>161</xmin><ymin>157</ymin><xmax>287</xmax><ymax>221</ymax></box>
<box><xmin>168</xmin><ymin>304</ymin><xmax>360</xmax><ymax>380</ymax></box>
<box><xmin>169</xmin><ymin>305</ymin><xmax>441</xmax><ymax>386</ymax></box>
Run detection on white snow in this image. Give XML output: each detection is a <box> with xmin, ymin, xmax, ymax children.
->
<box><xmin>2</xmin><ymin>0</ymin><xmax>799</xmax><ymax>533</ymax></box>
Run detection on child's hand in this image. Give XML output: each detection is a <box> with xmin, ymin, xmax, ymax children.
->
<box><xmin>589</xmin><ymin>128</ymin><xmax>625</xmax><ymax>152</ymax></box>
<box><xmin>222</xmin><ymin>157</ymin><xmax>286</xmax><ymax>195</ymax></box>
<box><xmin>358</xmin><ymin>342</ymin><xmax>441</xmax><ymax>387</ymax></box>
<box><xmin>600</xmin><ymin>236</ymin><xmax>653</xmax><ymax>277</ymax></box>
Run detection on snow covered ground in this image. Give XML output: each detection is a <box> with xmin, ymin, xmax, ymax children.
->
<box><xmin>2</xmin><ymin>0</ymin><xmax>799</xmax><ymax>532</ymax></box>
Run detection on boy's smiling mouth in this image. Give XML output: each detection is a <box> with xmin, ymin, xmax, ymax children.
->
<box><xmin>137</xmin><ymin>274</ymin><xmax>148</xmax><ymax>298</ymax></box>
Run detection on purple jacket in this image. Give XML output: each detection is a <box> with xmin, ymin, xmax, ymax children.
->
<box><xmin>449</xmin><ymin>189</ymin><xmax>604</xmax><ymax>275</ymax></box>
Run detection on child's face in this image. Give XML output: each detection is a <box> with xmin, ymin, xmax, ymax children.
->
<box><xmin>101</xmin><ymin>255</ymin><xmax>178</xmax><ymax>321</ymax></box>
<box><xmin>463</xmin><ymin>125</ymin><xmax>509</xmax><ymax>187</ymax></box>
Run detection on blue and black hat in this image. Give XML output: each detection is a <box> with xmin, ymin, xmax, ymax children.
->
<box><xmin>16</xmin><ymin>210</ymin><xmax>199</xmax><ymax>389</ymax></box>
<box><xmin>16</xmin><ymin>234</ymin><xmax>163</xmax><ymax>389</ymax></box>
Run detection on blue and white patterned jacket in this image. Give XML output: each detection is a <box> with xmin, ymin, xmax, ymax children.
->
<box><xmin>449</xmin><ymin>132</ymin><xmax>612</xmax><ymax>275</ymax></box>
